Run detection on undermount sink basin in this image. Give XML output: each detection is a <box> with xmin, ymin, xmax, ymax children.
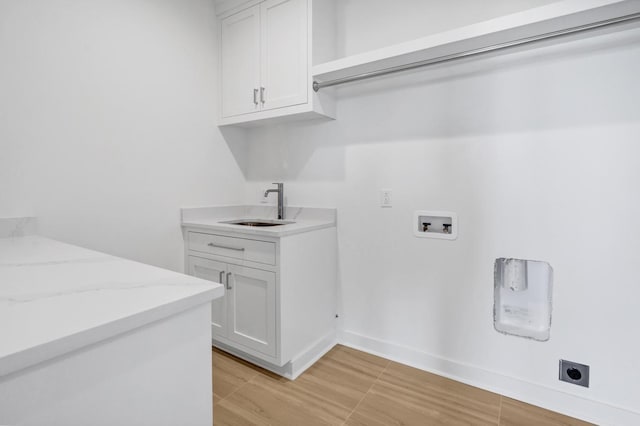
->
<box><xmin>220</xmin><ymin>219</ymin><xmax>295</xmax><ymax>227</ymax></box>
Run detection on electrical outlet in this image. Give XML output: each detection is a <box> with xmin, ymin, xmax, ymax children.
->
<box><xmin>559</xmin><ymin>360</ymin><xmax>590</xmax><ymax>387</ymax></box>
<box><xmin>380</xmin><ymin>189</ymin><xmax>392</xmax><ymax>207</ymax></box>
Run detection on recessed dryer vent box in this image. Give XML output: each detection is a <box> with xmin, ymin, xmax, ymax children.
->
<box><xmin>414</xmin><ymin>211</ymin><xmax>457</xmax><ymax>240</ymax></box>
<box><xmin>494</xmin><ymin>258</ymin><xmax>553</xmax><ymax>341</ymax></box>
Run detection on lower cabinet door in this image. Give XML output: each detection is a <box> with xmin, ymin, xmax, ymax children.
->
<box><xmin>226</xmin><ymin>264</ymin><xmax>277</xmax><ymax>357</ymax></box>
<box><xmin>187</xmin><ymin>256</ymin><xmax>227</xmax><ymax>338</ymax></box>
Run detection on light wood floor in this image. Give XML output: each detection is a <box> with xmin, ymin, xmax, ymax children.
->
<box><xmin>212</xmin><ymin>345</ymin><xmax>592</xmax><ymax>426</ymax></box>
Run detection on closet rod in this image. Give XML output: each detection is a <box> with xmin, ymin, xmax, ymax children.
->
<box><xmin>312</xmin><ymin>12</ymin><xmax>640</xmax><ymax>92</ymax></box>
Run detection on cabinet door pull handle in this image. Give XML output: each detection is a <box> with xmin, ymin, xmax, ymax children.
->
<box><xmin>219</xmin><ymin>271</ymin><xmax>224</xmax><ymax>285</ymax></box>
<box><xmin>226</xmin><ymin>272</ymin><xmax>233</xmax><ymax>290</ymax></box>
<box><xmin>253</xmin><ymin>88</ymin><xmax>259</xmax><ymax>105</ymax></box>
<box><xmin>207</xmin><ymin>243</ymin><xmax>245</xmax><ymax>252</ymax></box>
<box><xmin>260</xmin><ymin>86</ymin><xmax>265</xmax><ymax>104</ymax></box>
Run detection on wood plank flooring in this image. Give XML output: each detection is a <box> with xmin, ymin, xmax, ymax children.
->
<box><xmin>212</xmin><ymin>345</ymin><xmax>592</xmax><ymax>426</ymax></box>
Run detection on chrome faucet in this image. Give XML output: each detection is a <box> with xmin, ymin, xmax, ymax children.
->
<box><xmin>263</xmin><ymin>182</ymin><xmax>284</xmax><ymax>219</ymax></box>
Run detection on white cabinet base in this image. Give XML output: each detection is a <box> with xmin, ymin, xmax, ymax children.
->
<box><xmin>184</xmin><ymin>219</ymin><xmax>338</xmax><ymax>379</ymax></box>
<box><xmin>0</xmin><ymin>305</ymin><xmax>213</xmax><ymax>426</ymax></box>
<box><xmin>215</xmin><ymin>331</ymin><xmax>336</xmax><ymax>380</ymax></box>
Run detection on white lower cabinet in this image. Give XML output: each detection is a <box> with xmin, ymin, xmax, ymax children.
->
<box><xmin>188</xmin><ymin>257</ymin><xmax>227</xmax><ymax>335</ymax></box>
<box><xmin>227</xmin><ymin>264</ymin><xmax>277</xmax><ymax>356</ymax></box>
<box><xmin>184</xmin><ymin>227</ymin><xmax>337</xmax><ymax>378</ymax></box>
<box><xmin>188</xmin><ymin>256</ymin><xmax>276</xmax><ymax>358</ymax></box>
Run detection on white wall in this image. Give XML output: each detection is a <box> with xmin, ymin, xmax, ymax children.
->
<box><xmin>242</xmin><ymin>13</ymin><xmax>640</xmax><ymax>425</ymax></box>
<box><xmin>0</xmin><ymin>0</ymin><xmax>245</xmax><ymax>270</ymax></box>
<box><xmin>3</xmin><ymin>0</ymin><xmax>639</xmax><ymax>422</ymax></box>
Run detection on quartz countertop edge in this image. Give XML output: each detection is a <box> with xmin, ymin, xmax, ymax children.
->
<box><xmin>0</xmin><ymin>236</ymin><xmax>223</xmax><ymax>377</ymax></box>
<box><xmin>181</xmin><ymin>205</ymin><xmax>337</xmax><ymax>237</ymax></box>
<box><xmin>0</xmin><ymin>289</ymin><xmax>217</xmax><ymax>377</ymax></box>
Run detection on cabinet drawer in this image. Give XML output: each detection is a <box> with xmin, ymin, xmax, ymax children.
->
<box><xmin>188</xmin><ymin>232</ymin><xmax>275</xmax><ymax>265</ymax></box>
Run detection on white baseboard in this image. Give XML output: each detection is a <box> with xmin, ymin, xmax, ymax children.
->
<box><xmin>288</xmin><ymin>332</ymin><xmax>337</xmax><ymax>380</ymax></box>
<box><xmin>214</xmin><ymin>332</ymin><xmax>336</xmax><ymax>380</ymax></box>
<box><xmin>339</xmin><ymin>330</ymin><xmax>640</xmax><ymax>426</ymax></box>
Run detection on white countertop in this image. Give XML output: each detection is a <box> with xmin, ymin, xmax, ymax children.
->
<box><xmin>0</xmin><ymin>235</ymin><xmax>223</xmax><ymax>377</ymax></box>
<box><xmin>181</xmin><ymin>205</ymin><xmax>336</xmax><ymax>237</ymax></box>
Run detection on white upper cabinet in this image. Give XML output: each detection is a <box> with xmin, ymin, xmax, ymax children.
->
<box><xmin>260</xmin><ymin>0</ymin><xmax>307</xmax><ymax>111</ymax></box>
<box><xmin>217</xmin><ymin>0</ymin><xmax>335</xmax><ymax>126</ymax></box>
<box><xmin>220</xmin><ymin>5</ymin><xmax>261</xmax><ymax>118</ymax></box>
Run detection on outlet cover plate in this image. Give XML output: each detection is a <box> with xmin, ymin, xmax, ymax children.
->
<box><xmin>559</xmin><ymin>359</ymin><xmax>590</xmax><ymax>387</ymax></box>
<box><xmin>380</xmin><ymin>189</ymin><xmax>392</xmax><ymax>207</ymax></box>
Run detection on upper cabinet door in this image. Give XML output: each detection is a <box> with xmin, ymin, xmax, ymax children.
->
<box><xmin>260</xmin><ymin>0</ymin><xmax>308</xmax><ymax>111</ymax></box>
<box><xmin>220</xmin><ymin>5</ymin><xmax>261</xmax><ymax>118</ymax></box>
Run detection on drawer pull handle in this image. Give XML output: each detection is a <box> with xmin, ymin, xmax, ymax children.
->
<box><xmin>207</xmin><ymin>243</ymin><xmax>245</xmax><ymax>252</ymax></box>
<box><xmin>219</xmin><ymin>271</ymin><xmax>224</xmax><ymax>284</ymax></box>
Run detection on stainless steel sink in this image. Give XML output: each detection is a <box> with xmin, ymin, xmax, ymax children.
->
<box><xmin>220</xmin><ymin>219</ymin><xmax>295</xmax><ymax>227</ymax></box>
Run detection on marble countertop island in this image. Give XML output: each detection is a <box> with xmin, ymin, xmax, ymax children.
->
<box><xmin>0</xmin><ymin>232</ymin><xmax>223</xmax><ymax>377</ymax></box>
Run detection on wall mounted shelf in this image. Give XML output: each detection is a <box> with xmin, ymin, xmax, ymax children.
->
<box><xmin>312</xmin><ymin>0</ymin><xmax>640</xmax><ymax>90</ymax></box>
